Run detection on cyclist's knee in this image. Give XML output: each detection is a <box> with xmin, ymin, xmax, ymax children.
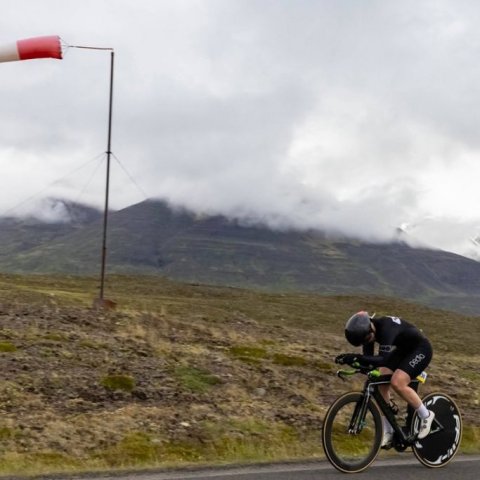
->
<box><xmin>391</xmin><ymin>371</ymin><xmax>410</xmax><ymax>392</ymax></box>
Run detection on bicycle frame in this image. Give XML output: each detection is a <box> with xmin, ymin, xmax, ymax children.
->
<box><xmin>342</xmin><ymin>369</ymin><xmax>421</xmax><ymax>450</ymax></box>
<box><xmin>368</xmin><ymin>375</ymin><xmax>417</xmax><ymax>449</ymax></box>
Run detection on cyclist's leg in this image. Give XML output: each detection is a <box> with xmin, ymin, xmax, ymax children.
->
<box><xmin>405</xmin><ymin>381</ymin><xmax>419</xmax><ymax>427</ymax></box>
<box><xmin>390</xmin><ymin>369</ymin><xmax>422</xmax><ymax>408</ymax></box>
<box><xmin>378</xmin><ymin>366</ymin><xmax>395</xmax><ymax>445</ymax></box>
<box><xmin>379</xmin><ymin>349</ymin><xmax>403</xmax><ymax>404</ymax></box>
<box><xmin>391</xmin><ymin>340</ymin><xmax>432</xmax><ymax>406</ymax></box>
<box><xmin>391</xmin><ymin>341</ymin><xmax>434</xmax><ymax>438</ymax></box>
<box><xmin>378</xmin><ymin>366</ymin><xmax>394</xmax><ymax>403</ymax></box>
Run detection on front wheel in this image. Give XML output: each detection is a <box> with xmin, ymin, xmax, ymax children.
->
<box><xmin>322</xmin><ymin>392</ymin><xmax>383</xmax><ymax>473</ymax></box>
<box><xmin>412</xmin><ymin>392</ymin><xmax>462</xmax><ymax>468</ymax></box>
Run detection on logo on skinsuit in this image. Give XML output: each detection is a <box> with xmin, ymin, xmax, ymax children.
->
<box><xmin>409</xmin><ymin>353</ymin><xmax>425</xmax><ymax>368</ymax></box>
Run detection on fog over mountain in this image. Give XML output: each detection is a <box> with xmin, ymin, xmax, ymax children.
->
<box><xmin>3</xmin><ymin>198</ymin><xmax>480</xmax><ymax>316</ymax></box>
<box><xmin>9</xmin><ymin>195</ymin><xmax>480</xmax><ymax>263</ymax></box>
<box><xmin>2</xmin><ymin>2</ymin><xmax>480</xmax><ymax>259</ymax></box>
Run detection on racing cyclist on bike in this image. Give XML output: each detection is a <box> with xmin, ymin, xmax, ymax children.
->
<box><xmin>335</xmin><ymin>311</ymin><xmax>434</xmax><ymax>447</ymax></box>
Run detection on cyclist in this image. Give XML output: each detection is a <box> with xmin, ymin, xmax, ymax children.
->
<box><xmin>335</xmin><ymin>311</ymin><xmax>434</xmax><ymax>447</ymax></box>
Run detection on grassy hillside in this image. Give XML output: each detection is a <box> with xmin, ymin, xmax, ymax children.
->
<box><xmin>0</xmin><ymin>273</ymin><xmax>478</xmax><ymax>477</ymax></box>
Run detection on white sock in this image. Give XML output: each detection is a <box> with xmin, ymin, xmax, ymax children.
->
<box><xmin>382</xmin><ymin>416</ymin><xmax>394</xmax><ymax>433</ymax></box>
<box><xmin>416</xmin><ymin>404</ymin><xmax>429</xmax><ymax>419</ymax></box>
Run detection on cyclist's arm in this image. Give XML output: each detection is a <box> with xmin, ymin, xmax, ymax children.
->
<box><xmin>362</xmin><ymin>342</ymin><xmax>375</xmax><ymax>356</ymax></box>
<box><xmin>355</xmin><ymin>354</ymin><xmax>384</xmax><ymax>367</ymax></box>
<box><xmin>359</xmin><ymin>341</ymin><xmax>384</xmax><ymax>366</ymax></box>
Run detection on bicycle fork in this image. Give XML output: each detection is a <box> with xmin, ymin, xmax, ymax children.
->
<box><xmin>348</xmin><ymin>390</ymin><xmax>373</xmax><ymax>434</ymax></box>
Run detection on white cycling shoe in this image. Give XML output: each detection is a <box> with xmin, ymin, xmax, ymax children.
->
<box><xmin>381</xmin><ymin>431</ymin><xmax>393</xmax><ymax>448</ymax></box>
<box><xmin>417</xmin><ymin>411</ymin><xmax>435</xmax><ymax>440</ymax></box>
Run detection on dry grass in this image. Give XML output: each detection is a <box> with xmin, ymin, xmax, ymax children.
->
<box><xmin>0</xmin><ymin>272</ymin><xmax>477</xmax><ymax>477</ymax></box>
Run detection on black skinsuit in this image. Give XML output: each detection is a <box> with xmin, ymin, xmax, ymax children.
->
<box><xmin>359</xmin><ymin>316</ymin><xmax>432</xmax><ymax>379</ymax></box>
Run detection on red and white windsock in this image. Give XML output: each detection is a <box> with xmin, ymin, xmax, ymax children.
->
<box><xmin>0</xmin><ymin>35</ymin><xmax>62</xmax><ymax>63</ymax></box>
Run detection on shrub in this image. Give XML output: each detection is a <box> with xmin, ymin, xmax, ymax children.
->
<box><xmin>272</xmin><ymin>353</ymin><xmax>307</xmax><ymax>367</ymax></box>
<box><xmin>174</xmin><ymin>366</ymin><xmax>221</xmax><ymax>393</ymax></box>
<box><xmin>0</xmin><ymin>342</ymin><xmax>17</xmax><ymax>353</ymax></box>
<box><xmin>100</xmin><ymin>374</ymin><xmax>135</xmax><ymax>392</ymax></box>
<box><xmin>229</xmin><ymin>346</ymin><xmax>268</xmax><ymax>364</ymax></box>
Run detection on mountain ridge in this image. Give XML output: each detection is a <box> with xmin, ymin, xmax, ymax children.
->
<box><xmin>1</xmin><ymin>198</ymin><xmax>480</xmax><ymax>314</ymax></box>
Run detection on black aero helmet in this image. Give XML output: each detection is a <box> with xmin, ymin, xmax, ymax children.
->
<box><xmin>345</xmin><ymin>311</ymin><xmax>371</xmax><ymax>346</ymax></box>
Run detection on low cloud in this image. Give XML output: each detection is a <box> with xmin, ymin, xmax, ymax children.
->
<box><xmin>1</xmin><ymin>1</ymin><xmax>480</xmax><ymax>260</ymax></box>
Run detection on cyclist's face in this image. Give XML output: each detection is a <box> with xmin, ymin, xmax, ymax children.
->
<box><xmin>363</xmin><ymin>324</ymin><xmax>375</xmax><ymax>344</ymax></box>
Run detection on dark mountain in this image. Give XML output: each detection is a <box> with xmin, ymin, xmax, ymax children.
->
<box><xmin>1</xmin><ymin>199</ymin><xmax>480</xmax><ymax>314</ymax></box>
<box><xmin>0</xmin><ymin>199</ymin><xmax>102</xmax><ymax>260</ymax></box>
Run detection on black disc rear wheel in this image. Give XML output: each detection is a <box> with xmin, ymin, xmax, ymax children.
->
<box><xmin>412</xmin><ymin>392</ymin><xmax>462</xmax><ymax>468</ymax></box>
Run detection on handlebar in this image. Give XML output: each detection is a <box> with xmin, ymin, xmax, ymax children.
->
<box><xmin>336</xmin><ymin>365</ymin><xmax>381</xmax><ymax>381</ymax></box>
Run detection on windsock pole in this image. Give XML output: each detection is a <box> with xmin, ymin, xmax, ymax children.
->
<box><xmin>70</xmin><ymin>44</ymin><xmax>115</xmax><ymax>306</ymax></box>
<box><xmin>99</xmin><ymin>51</ymin><xmax>114</xmax><ymax>301</ymax></box>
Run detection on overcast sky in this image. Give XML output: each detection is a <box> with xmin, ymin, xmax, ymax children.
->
<box><xmin>2</xmin><ymin>0</ymin><xmax>480</xmax><ymax>258</ymax></box>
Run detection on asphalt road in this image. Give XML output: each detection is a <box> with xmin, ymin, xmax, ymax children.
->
<box><xmin>51</xmin><ymin>455</ymin><xmax>480</xmax><ymax>480</ymax></box>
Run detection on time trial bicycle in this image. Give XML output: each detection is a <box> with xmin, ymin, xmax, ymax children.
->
<box><xmin>322</xmin><ymin>363</ymin><xmax>462</xmax><ymax>473</ymax></box>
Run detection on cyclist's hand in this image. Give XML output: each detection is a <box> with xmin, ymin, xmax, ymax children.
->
<box><xmin>335</xmin><ymin>353</ymin><xmax>347</xmax><ymax>364</ymax></box>
<box><xmin>335</xmin><ymin>353</ymin><xmax>358</xmax><ymax>365</ymax></box>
